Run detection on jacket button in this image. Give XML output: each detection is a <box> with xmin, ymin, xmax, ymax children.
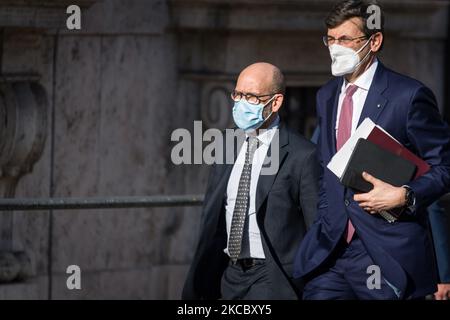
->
<box><xmin>345</xmin><ymin>200</ymin><xmax>350</xmax><ymax>206</ymax></box>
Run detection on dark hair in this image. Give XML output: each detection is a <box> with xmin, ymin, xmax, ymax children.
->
<box><xmin>271</xmin><ymin>68</ymin><xmax>286</xmax><ymax>95</ymax></box>
<box><xmin>325</xmin><ymin>0</ymin><xmax>385</xmax><ymax>37</ymax></box>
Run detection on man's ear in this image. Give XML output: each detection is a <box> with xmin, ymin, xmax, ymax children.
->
<box><xmin>271</xmin><ymin>94</ymin><xmax>284</xmax><ymax>113</ymax></box>
<box><xmin>371</xmin><ymin>32</ymin><xmax>383</xmax><ymax>53</ymax></box>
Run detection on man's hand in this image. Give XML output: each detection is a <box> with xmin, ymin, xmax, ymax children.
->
<box><xmin>353</xmin><ymin>172</ymin><xmax>406</xmax><ymax>214</ymax></box>
<box><xmin>435</xmin><ymin>284</ymin><xmax>450</xmax><ymax>300</ymax></box>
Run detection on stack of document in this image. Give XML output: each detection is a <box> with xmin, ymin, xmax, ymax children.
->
<box><xmin>327</xmin><ymin>118</ymin><xmax>430</xmax><ymax>222</ymax></box>
<box><xmin>327</xmin><ymin>118</ymin><xmax>429</xmax><ymax>184</ymax></box>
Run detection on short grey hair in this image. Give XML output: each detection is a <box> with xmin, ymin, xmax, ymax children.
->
<box><xmin>271</xmin><ymin>68</ymin><xmax>286</xmax><ymax>95</ymax></box>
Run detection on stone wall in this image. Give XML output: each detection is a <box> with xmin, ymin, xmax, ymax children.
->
<box><xmin>1</xmin><ymin>0</ymin><xmax>206</xmax><ymax>299</ymax></box>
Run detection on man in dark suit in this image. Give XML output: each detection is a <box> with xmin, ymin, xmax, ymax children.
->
<box><xmin>182</xmin><ymin>62</ymin><xmax>319</xmax><ymax>300</ymax></box>
<box><xmin>294</xmin><ymin>0</ymin><xmax>450</xmax><ymax>299</ymax></box>
<box><xmin>311</xmin><ymin>127</ymin><xmax>450</xmax><ymax>300</ymax></box>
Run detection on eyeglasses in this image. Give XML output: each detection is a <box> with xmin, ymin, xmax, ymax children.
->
<box><xmin>231</xmin><ymin>91</ymin><xmax>279</xmax><ymax>105</ymax></box>
<box><xmin>323</xmin><ymin>35</ymin><xmax>368</xmax><ymax>47</ymax></box>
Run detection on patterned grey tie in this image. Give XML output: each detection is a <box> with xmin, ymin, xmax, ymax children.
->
<box><xmin>228</xmin><ymin>136</ymin><xmax>259</xmax><ymax>263</ymax></box>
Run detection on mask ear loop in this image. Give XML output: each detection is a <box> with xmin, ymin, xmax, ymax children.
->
<box><xmin>354</xmin><ymin>35</ymin><xmax>374</xmax><ymax>71</ymax></box>
<box><xmin>261</xmin><ymin>95</ymin><xmax>277</xmax><ymax>123</ymax></box>
<box><xmin>248</xmin><ymin>95</ymin><xmax>278</xmax><ymax>132</ymax></box>
<box><xmin>355</xmin><ymin>35</ymin><xmax>373</xmax><ymax>54</ymax></box>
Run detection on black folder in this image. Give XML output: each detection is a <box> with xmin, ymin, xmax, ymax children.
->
<box><xmin>341</xmin><ymin>138</ymin><xmax>417</xmax><ymax>193</ymax></box>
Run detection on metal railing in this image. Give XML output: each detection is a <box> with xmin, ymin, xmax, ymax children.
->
<box><xmin>0</xmin><ymin>194</ymin><xmax>205</xmax><ymax>292</ymax></box>
<box><xmin>0</xmin><ymin>194</ymin><xmax>204</xmax><ymax>211</ymax></box>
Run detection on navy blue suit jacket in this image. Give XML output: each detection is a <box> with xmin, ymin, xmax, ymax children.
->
<box><xmin>293</xmin><ymin>62</ymin><xmax>450</xmax><ymax>299</ymax></box>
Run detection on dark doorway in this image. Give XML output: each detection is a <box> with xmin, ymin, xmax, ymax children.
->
<box><xmin>280</xmin><ymin>87</ymin><xmax>320</xmax><ymax>139</ymax></box>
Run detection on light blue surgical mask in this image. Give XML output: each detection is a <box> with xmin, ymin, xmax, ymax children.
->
<box><xmin>232</xmin><ymin>96</ymin><xmax>275</xmax><ymax>132</ymax></box>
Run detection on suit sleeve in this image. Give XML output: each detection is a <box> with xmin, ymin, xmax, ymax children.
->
<box><xmin>299</xmin><ymin>148</ymin><xmax>320</xmax><ymax>228</ymax></box>
<box><xmin>199</xmin><ymin>163</ymin><xmax>217</xmax><ymax>225</ymax></box>
<box><xmin>181</xmin><ymin>163</ymin><xmax>217</xmax><ymax>300</ymax></box>
<box><xmin>313</xmin><ymin>93</ymin><xmax>329</xmax><ymax>219</ymax></box>
<box><xmin>311</xmin><ymin>112</ymin><xmax>328</xmax><ymax>211</ymax></box>
<box><xmin>406</xmin><ymin>86</ymin><xmax>450</xmax><ymax>212</ymax></box>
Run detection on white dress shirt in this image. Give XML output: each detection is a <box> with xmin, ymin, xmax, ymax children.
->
<box><xmin>224</xmin><ymin>116</ymin><xmax>280</xmax><ymax>259</ymax></box>
<box><xmin>335</xmin><ymin>58</ymin><xmax>379</xmax><ymax>136</ymax></box>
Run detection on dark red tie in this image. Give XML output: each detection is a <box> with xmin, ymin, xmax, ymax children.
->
<box><xmin>336</xmin><ymin>84</ymin><xmax>358</xmax><ymax>243</ymax></box>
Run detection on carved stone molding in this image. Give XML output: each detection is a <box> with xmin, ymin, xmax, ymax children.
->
<box><xmin>0</xmin><ymin>251</ymin><xmax>32</xmax><ymax>283</ymax></box>
<box><xmin>0</xmin><ymin>82</ymin><xmax>47</xmax><ymax>282</ymax></box>
<box><xmin>169</xmin><ymin>0</ymin><xmax>449</xmax><ymax>38</ymax></box>
<box><xmin>0</xmin><ymin>82</ymin><xmax>47</xmax><ymax>195</ymax></box>
<box><xmin>0</xmin><ymin>0</ymin><xmax>97</xmax><ymax>29</ymax></box>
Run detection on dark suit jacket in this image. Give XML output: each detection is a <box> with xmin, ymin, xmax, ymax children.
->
<box><xmin>182</xmin><ymin>123</ymin><xmax>320</xmax><ymax>300</ymax></box>
<box><xmin>294</xmin><ymin>61</ymin><xmax>450</xmax><ymax>299</ymax></box>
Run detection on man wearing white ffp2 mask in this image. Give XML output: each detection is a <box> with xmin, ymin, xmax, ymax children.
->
<box><xmin>329</xmin><ymin>35</ymin><xmax>373</xmax><ymax>77</ymax></box>
<box><xmin>324</xmin><ymin>21</ymin><xmax>377</xmax><ymax>80</ymax></box>
<box><xmin>294</xmin><ymin>0</ymin><xmax>450</xmax><ymax>301</ymax></box>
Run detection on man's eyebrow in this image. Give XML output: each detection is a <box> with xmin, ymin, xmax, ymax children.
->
<box><xmin>327</xmin><ymin>34</ymin><xmax>352</xmax><ymax>38</ymax></box>
<box><xmin>238</xmin><ymin>91</ymin><xmax>261</xmax><ymax>96</ymax></box>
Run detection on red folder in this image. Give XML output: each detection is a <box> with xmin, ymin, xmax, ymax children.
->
<box><xmin>367</xmin><ymin>126</ymin><xmax>429</xmax><ymax>179</ymax></box>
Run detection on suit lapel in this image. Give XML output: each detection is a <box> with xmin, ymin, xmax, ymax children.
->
<box><xmin>255</xmin><ymin>124</ymin><xmax>289</xmax><ymax>214</ymax></box>
<box><xmin>357</xmin><ymin>62</ymin><xmax>389</xmax><ymax>127</ymax></box>
<box><xmin>326</xmin><ymin>63</ymin><xmax>389</xmax><ymax>157</ymax></box>
<box><xmin>328</xmin><ymin>78</ymin><xmax>343</xmax><ymax>156</ymax></box>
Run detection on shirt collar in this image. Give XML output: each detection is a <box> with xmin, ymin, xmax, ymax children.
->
<box><xmin>247</xmin><ymin>114</ymin><xmax>280</xmax><ymax>146</ymax></box>
<box><xmin>342</xmin><ymin>57</ymin><xmax>379</xmax><ymax>92</ymax></box>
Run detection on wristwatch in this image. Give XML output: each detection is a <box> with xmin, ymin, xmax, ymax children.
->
<box><xmin>402</xmin><ymin>185</ymin><xmax>416</xmax><ymax>211</ymax></box>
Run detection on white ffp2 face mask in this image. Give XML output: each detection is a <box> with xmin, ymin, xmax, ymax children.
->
<box><xmin>329</xmin><ymin>37</ymin><xmax>372</xmax><ymax>76</ymax></box>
